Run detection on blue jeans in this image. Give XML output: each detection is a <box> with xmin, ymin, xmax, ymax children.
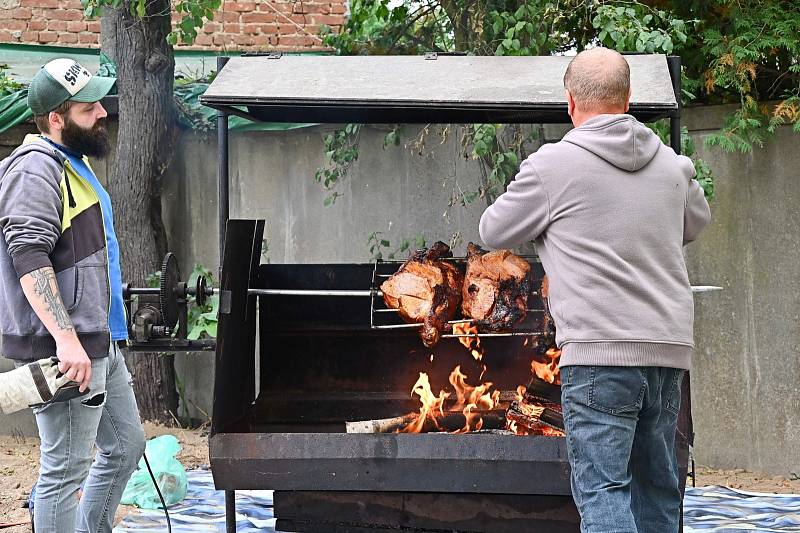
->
<box><xmin>29</xmin><ymin>343</ymin><xmax>146</xmax><ymax>533</ymax></box>
<box><xmin>560</xmin><ymin>365</ymin><xmax>685</xmax><ymax>533</ymax></box>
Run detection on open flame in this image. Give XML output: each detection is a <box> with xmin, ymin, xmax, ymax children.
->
<box><xmin>402</xmin><ymin>366</ymin><xmax>499</xmax><ymax>433</ymax></box>
<box><xmin>400</xmin><ymin>298</ymin><xmax>565</xmax><ymax>437</ymax></box>
<box><xmin>449</xmin><ymin>365</ymin><xmax>500</xmax><ymax>432</ymax></box>
<box><xmin>531</xmin><ymin>347</ymin><xmax>561</xmax><ymax>385</ymax></box>
<box><xmin>452</xmin><ymin>321</ymin><xmax>483</xmax><ymax>361</ymax></box>
<box><xmin>402</xmin><ymin>372</ymin><xmax>449</xmax><ymax>433</ymax></box>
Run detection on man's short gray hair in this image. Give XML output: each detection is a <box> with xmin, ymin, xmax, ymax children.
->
<box><xmin>563</xmin><ymin>48</ymin><xmax>631</xmax><ymax>110</ymax></box>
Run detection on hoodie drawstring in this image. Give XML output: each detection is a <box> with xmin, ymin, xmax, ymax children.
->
<box><xmin>64</xmin><ymin>173</ymin><xmax>77</xmax><ymax>208</ymax></box>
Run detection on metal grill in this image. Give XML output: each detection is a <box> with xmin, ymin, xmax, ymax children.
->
<box><xmin>368</xmin><ymin>256</ymin><xmax>549</xmax><ymax>338</ymax></box>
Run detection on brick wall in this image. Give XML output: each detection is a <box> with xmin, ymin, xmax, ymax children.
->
<box><xmin>0</xmin><ymin>0</ymin><xmax>347</xmax><ymax>51</ymax></box>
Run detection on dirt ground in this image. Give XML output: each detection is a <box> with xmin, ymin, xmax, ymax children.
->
<box><xmin>2</xmin><ymin>426</ymin><xmax>800</xmax><ymax>531</ymax></box>
<box><xmin>0</xmin><ymin>422</ymin><xmax>209</xmax><ymax>532</ymax></box>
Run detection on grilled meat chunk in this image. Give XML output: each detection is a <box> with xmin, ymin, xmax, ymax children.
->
<box><xmin>462</xmin><ymin>243</ymin><xmax>531</xmax><ymax>331</ymax></box>
<box><xmin>380</xmin><ymin>242</ymin><xmax>463</xmax><ymax>347</ymax></box>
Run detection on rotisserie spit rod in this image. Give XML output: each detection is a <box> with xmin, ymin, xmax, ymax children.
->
<box><xmin>125</xmin><ymin>286</ymin><xmax>720</xmax><ymax>298</ymax></box>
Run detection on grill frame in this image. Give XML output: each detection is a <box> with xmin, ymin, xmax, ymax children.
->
<box><xmin>210</xmin><ymin>220</ymin><xmax>690</xmax><ymax>533</ymax></box>
<box><xmin>208</xmin><ymin>53</ymin><xmax>689</xmax><ymax>533</ymax></box>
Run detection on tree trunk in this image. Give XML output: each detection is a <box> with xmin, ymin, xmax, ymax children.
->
<box><xmin>102</xmin><ymin>0</ymin><xmax>178</xmax><ymax>423</ymax></box>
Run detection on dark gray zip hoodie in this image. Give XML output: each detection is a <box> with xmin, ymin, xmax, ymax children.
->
<box><xmin>479</xmin><ymin>114</ymin><xmax>711</xmax><ymax>369</ymax></box>
<box><xmin>0</xmin><ymin>137</ymin><xmax>111</xmax><ymax>361</ymax></box>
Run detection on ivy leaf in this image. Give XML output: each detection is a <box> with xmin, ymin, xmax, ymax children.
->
<box><xmin>187</xmin><ymin>324</ymin><xmax>204</xmax><ymax>340</ymax></box>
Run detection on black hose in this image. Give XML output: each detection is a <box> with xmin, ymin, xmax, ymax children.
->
<box><xmin>142</xmin><ymin>452</ymin><xmax>172</xmax><ymax>533</ymax></box>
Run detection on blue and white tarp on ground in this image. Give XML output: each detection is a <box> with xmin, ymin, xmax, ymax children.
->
<box><xmin>684</xmin><ymin>485</ymin><xmax>800</xmax><ymax>532</ymax></box>
<box><xmin>114</xmin><ymin>469</ymin><xmax>800</xmax><ymax>532</ymax></box>
<box><xmin>113</xmin><ymin>469</ymin><xmax>275</xmax><ymax>533</ymax></box>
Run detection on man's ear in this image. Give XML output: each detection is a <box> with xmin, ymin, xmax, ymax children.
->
<box><xmin>624</xmin><ymin>88</ymin><xmax>631</xmax><ymax>113</ymax></box>
<box><xmin>48</xmin><ymin>111</ymin><xmax>65</xmax><ymax>133</ymax></box>
<box><xmin>566</xmin><ymin>89</ymin><xmax>575</xmax><ymax>117</ymax></box>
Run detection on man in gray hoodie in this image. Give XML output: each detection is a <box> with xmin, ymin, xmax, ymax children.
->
<box><xmin>480</xmin><ymin>48</ymin><xmax>711</xmax><ymax>533</ymax></box>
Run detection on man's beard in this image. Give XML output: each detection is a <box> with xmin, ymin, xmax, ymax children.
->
<box><xmin>61</xmin><ymin>116</ymin><xmax>110</xmax><ymax>159</ymax></box>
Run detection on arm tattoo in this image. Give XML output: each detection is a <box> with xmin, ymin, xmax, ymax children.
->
<box><xmin>29</xmin><ymin>269</ymin><xmax>74</xmax><ymax>332</ymax></box>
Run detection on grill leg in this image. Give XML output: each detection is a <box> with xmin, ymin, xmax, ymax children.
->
<box><xmin>226</xmin><ymin>490</ymin><xmax>236</xmax><ymax>532</ymax></box>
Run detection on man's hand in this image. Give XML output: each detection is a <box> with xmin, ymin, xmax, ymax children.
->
<box><xmin>56</xmin><ymin>339</ymin><xmax>92</xmax><ymax>393</ymax></box>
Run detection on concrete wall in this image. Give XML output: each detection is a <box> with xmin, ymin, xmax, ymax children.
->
<box><xmin>2</xmin><ymin>107</ymin><xmax>799</xmax><ymax>476</ymax></box>
<box><xmin>682</xmin><ymin>105</ymin><xmax>800</xmax><ymax>476</ymax></box>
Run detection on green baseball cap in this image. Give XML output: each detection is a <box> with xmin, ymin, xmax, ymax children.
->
<box><xmin>28</xmin><ymin>58</ymin><xmax>116</xmax><ymax>115</ymax></box>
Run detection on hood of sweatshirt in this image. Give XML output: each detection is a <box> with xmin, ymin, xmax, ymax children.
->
<box><xmin>0</xmin><ymin>136</ymin><xmax>65</xmax><ymax>177</ymax></box>
<box><xmin>562</xmin><ymin>114</ymin><xmax>662</xmax><ymax>172</ymax></box>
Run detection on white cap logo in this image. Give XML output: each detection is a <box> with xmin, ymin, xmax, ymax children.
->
<box><xmin>44</xmin><ymin>58</ymin><xmax>92</xmax><ymax>96</ymax></box>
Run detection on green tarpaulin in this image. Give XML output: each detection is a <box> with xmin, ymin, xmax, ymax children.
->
<box><xmin>0</xmin><ymin>84</ymin><xmax>317</xmax><ymax>134</ymax></box>
<box><xmin>0</xmin><ymin>45</ymin><xmax>318</xmax><ymax>134</ymax></box>
<box><xmin>0</xmin><ymin>90</ymin><xmax>32</xmax><ymax>134</ymax></box>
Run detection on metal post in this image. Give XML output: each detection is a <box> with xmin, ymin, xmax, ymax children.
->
<box><xmin>217</xmin><ymin>55</ymin><xmax>231</xmax><ymax>266</ymax></box>
<box><xmin>225</xmin><ymin>489</ymin><xmax>236</xmax><ymax>532</ymax></box>
<box><xmin>666</xmin><ymin>55</ymin><xmax>682</xmax><ymax>155</ymax></box>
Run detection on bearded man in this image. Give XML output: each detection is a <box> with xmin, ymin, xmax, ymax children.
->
<box><xmin>0</xmin><ymin>58</ymin><xmax>145</xmax><ymax>533</ymax></box>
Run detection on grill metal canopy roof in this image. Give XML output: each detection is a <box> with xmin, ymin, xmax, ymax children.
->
<box><xmin>201</xmin><ymin>54</ymin><xmax>679</xmax><ymax>124</ymax></box>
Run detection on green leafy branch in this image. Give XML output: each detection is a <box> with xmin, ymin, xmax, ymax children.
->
<box><xmin>80</xmin><ymin>0</ymin><xmax>219</xmax><ymax>46</ymax></box>
<box><xmin>315</xmin><ymin>124</ymin><xmax>362</xmax><ymax>206</ymax></box>
<box><xmin>368</xmin><ymin>232</ymin><xmax>427</xmax><ymax>261</ymax></box>
<box><xmin>488</xmin><ymin>3</ymin><xmax>557</xmax><ymax>56</ymax></box>
<box><xmin>0</xmin><ymin>65</ymin><xmax>23</xmax><ymax>97</ymax></box>
<box><xmin>648</xmin><ymin>120</ymin><xmax>714</xmax><ymax>200</ymax></box>
<box><xmin>592</xmin><ymin>4</ymin><xmax>694</xmax><ymax>54</ymax></box>
<box><xmin>186</xmin><ymin>264</ymin><xmax>218</xmax><ymax>340</ymax></box>
<box><xmin>699</xmin><ymin>1</ymin><xmax>800</xmax><ymax>151</ymax></box>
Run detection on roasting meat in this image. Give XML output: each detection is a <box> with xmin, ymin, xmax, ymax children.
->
<box><xmin>380</xmin><ymin>242</ymin><xmax>464</xmax><ymax>347</ymax></box>
<box><xmin>461</xmin><ymin>243</ymin><xmax>531</xmax><ymax>331</ymax></box>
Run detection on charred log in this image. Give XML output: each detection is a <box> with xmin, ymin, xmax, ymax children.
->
<box><xmin>403</xmin><ymin>409</ymin><xmax>508</xmax><ymax>433</ymax></box>
<box><xmin>506</xmin><ymin>400</ymin><xmax>564</xmax><ymax>433</ymax></box>
<box><xmin>525</xmin><ymin>375</ymin><xmax>563</xmax><ymax>405</ymax></box>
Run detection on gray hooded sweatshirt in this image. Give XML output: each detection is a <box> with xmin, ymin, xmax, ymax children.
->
<box><xmin>479</xmin><ymin>114</ymin><xmax>711</xmax><ymax>370</ymax></box>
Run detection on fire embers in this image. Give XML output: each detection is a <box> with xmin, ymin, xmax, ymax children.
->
<box><xmin>380</xmin><ymin>242</ymin><xmax>463</xmax><ymax>347</ymax></box>
<box><xmin>462</xmin><ymin>243</ymin><xmax>531</xmax><ymax>331</ymax></box>
<box><xmin>506</xmin><ymin>385</ymin><xmax>565</xmax><ymax>437</ymax></box>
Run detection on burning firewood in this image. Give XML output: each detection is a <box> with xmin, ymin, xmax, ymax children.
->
<box><xmin>404</xmin><ymin>410</ymin><xmax>507</xmax><ymax>433</ymax></box>
<box><xmin>398</xmin><ymin>367</ymin><xmax>503</xmax><ymax>434</ymax></box>
<box><xmin>506</xmin><ymin>400</ymin><xmax>565</xmax><ymax>436</ymax></box>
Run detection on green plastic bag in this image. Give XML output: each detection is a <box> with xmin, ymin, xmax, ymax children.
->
<box><xmin>121</xmin><ymin>435</ymin><xmax>188</xmax><ymax>509</ymax></box>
